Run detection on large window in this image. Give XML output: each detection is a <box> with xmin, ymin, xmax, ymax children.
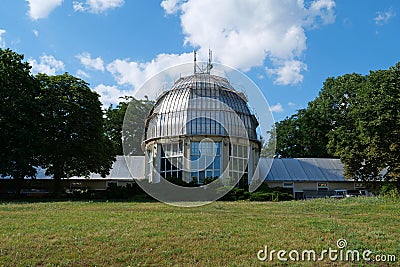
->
<box><xmin>229</xmin><ymin>144</ymin><xmax>249</xmax><ymax>181</ymax></box>
<box><xmin>160</xmin><ymin>143</ymin><xmax>183</xmax><ymax>179</ymax></box>
<box><xmin>190</xmin><ymin>142</ymin><xmax>221</xmax><ymax>184</ymax></box>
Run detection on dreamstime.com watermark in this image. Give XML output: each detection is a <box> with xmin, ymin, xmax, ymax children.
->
<box><xmin>257</xmin><ymin>239</ymin><xmax>397</xmax><ymax>263</ymax></box>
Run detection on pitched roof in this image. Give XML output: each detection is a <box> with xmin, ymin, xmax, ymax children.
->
<box><xmin>259</xmin><ymin>158</ymin><xmax>348</xmax><ymax>182</ymax></box>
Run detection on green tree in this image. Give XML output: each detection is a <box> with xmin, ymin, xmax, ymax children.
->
<box><xmin>328</xmin><ymin>64</ymin><xmax>400</xmax><ymax>190</ymax></box>
<box><xmin>37</xmin><ymin>73</ymin><xmax>115</xmax><ymax>192</ymax></box>
<box><xmin>105</xmin><ymin>96</ymin><xmax>154</xmax><ymax>156</ymax></box>
<box><xmin>275</xmin><ymin>111</ymin><xmax>305</xmax><ymax>157</ymax></box>
<box><xmin>272</xmin><ymin>63</ymin><xmax>400</xmax><ymax>189</ymax></box>
<box><xmin>0</xmin><ymin>48</ymin><xmax>40</xmax><ymax>183</ymax></box>
<box><xmin>275</xmin><ymin>73</ymin><xmax>365</xmax><ymax>158</ymax></box>
<box><xmin>275</xmin><ymin>108</ymin><xmax>329</xmax><ymax>157</ymax></box>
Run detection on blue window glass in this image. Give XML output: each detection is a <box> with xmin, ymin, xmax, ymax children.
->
<box><xmin>206</xmin><ymin>157</ymin><xmax>213</xmax><ymax>169</ymax></box>
<box><xmin>199</xmin><ymin>171</ymin><xmax>205</xmax><ymax>183</ymax></box>
<box><xmin>190</xmin><ymin>141</ymin><xmax>222</xmax><ymax>184</ymax></box>
<box><xmin>214</xmin><ymin>156</ymin><xmax>221</xmax><ymax>169</ymax></box>
<box><xmin>216</xmin><ymin>143</ymin><xmax>221</xmax><ymax>155</ymax></box>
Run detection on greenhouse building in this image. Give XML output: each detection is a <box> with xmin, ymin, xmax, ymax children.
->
<box><xmin>142</xmin><ymin>62</ymin><xmax>261</xmax><ymax>186</ymax></box>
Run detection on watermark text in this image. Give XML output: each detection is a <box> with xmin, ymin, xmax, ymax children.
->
<box><xmin>257</xmin><ymin>239</ymin><xmax>396</xmax><ymax>263</ymax></box>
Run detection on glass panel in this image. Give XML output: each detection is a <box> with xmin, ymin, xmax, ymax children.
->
<box><xmin>199</xmin><ymin>171</ymin><xmax>205</xmax><ymax>183</ymax></box>
<box><xmin>206</xmin><ymin>157</ymin><xmax>213</xmax><ymax>169</ymax></box>
<box><xmin>233</xmin><ymin>158</ymin><xmax>238</xmax><ymax>171</ymax></box>
<box><xmin>177</xmin><ymin>157</ymin><xmax>182</xmax><ymax>169</ymax></box>
<box><xmin>238</xmin><ymin>159</ymin><xmax>243</xmax><ymax>172</ymax></box>
<box><xmin>191</xmin><ymin>142</ymin><xmax>199</xmax><ymax>155</ymax></box>
<box><xmin>161</xmin><ymin>158</ymin><xmax>165</xmax><ymax>170</ymax></box>
<box><xmin>171</xmin><ymin>158</ymin><xmax>177</xmax><ymax>170</ymax></box>
<box><xmin>179</xmin><ymin>142</ymin><xmax>183</xmax><ymax>153</ymax></box>
<box><xmin>166</xmin><ymin>159</ymin><xmax>172</xmax><ymax>172</ymax></box>
<box><xmin>233</xmin><ymin>144</ymin><xmax>237</xmax><ymax>157</ymax></box>
<box><xmin>216</xmin><ymin>143</ymin><xmax>221</xmax><ymax>155</ymax></box>
<box><xmin>214</xmin><ymin>156</ymin><xmax>220</xmax><ymax>169</ymax></box>
<box><xmin>198</xmin><ymin>156</ymin><xmax>205</xmax><ymax>170</ymax></box>
<box><xmin>189</xmin><ymin>141</ymin><xmax>223</xmax><ymax>183</ymax></box>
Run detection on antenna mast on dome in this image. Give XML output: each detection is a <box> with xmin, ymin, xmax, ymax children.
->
<box><xmin>193</xmin><ymin>49</ymin><xmax>213</xmax><ymax>74</ymax></box>
<box><xmin>193</xmin><ymin>50</ymin><xmax>197</xmax><ymax>74</ymax></box>
<box><xmin>207</xmin><ymin>49</ymin><xmax>213</xmax><ymax>74</ymax></box>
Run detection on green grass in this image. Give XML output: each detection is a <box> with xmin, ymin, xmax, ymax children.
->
<box><xmin>0</xmin><ymin>197</ymin><xmax>399</xmax><ymax>266</ymax></box>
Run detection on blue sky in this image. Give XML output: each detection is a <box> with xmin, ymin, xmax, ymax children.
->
<box><xmin>0</xmin><ymin>0</ymin><xmax>399</xmax><ymax>122</ymax></box>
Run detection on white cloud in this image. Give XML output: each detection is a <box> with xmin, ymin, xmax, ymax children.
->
<box><xmin>257</xmin><ymin>73</ymin><xmax>265</xmax><ymax>80</ymax></box>
<box><xmin>374</xmin><ymin>9</ymin><xmax>396</xmax><ymax>25</ymax></box>
<box><xmin>33</xmin><ymin>30</ymin><xmax>39</xmax><ymax>37</ymax></box>
<box><xmin>308</xmin><ymin>0</ymin><xmax>336</xmax><ymax>25</ymax></box>
<box><xmin>106</xmin><ymin>52</ymin><xmax>193</xmax><ymax>93</ymax></box>
<box><xmin>288</xmin><ymin>102</ymin><xmax>296</xmax><ymax>107</ymax></box>
<box><xmin>26</xmin><ymin>0</ymin><xmax>63</xmax><ymax>20</ymax></box>
<box><xmin>161</xmin><ymin>0</ymin><xmax>184</xmax><ymax>15</ymax></box>
<box><xmin>161</xmin><ymin>0</ymin><xmax>335</xmax><ymax>85</ymax></box>
<box><xmin>28</xmin><ymin>55</ymin><xmax>65</xmax><ymax>75</ymax></box>
<box><xmin>76</xmin><ymin>52</ymin><xmax>105</xmax><ymax>71</ymax></box>
<box><xmin>266</xmin><ymin>60</ymin><xmax>307</xmax><ymax>85</ymax></box>
<box><xmin>76</xmin><ymin>69</ymin><xmax>90</xmax><ymax>79</ymax></box>
<box><xmin>0</xmin><ymin>29</ymin><xmax>6</xmax><ymax>48</ymax></box>
<box><xmin>94</xmin><ymin>84</ymin><xmax>127</xmax><ymax>107</ymax></box>
<box><xmin>72</xmin><ymin>2</ymin><xmax>85</xmax><ymax>11</ymax></box>
<box><xmin>270</xmin><ymin>103</ymin><xmax>284</xmax><ymax>113</ymax></box>
<box><xmin>73</xmin><ymin>0</ymin><xmax>124</xmax><ymax>13</ymax></box>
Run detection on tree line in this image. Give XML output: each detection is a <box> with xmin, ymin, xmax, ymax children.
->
<box><xmin>270</xmin><ymin>63</ymin><xmax>400</xmax><ymax>188</ymax></box>
<box><xmin>2</xmin><ymin>47</ymin><xmax>399</xmax><ymax>191</ymax></box>
<box><xmin>0</xmin><ymin>48</ymin><xmax>153</xmax><ymax>192</ymax></box>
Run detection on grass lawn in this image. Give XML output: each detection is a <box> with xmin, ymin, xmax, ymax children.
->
<box><xmin>0</xmin><ymin>197</ymin><xmax>399</xmax><ymax>266</ymax></box>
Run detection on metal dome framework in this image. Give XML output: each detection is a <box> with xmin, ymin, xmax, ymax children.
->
<box><xmin>145</xmin><ymin>74</ymin><xmax>259</xmax><ymax>142</ymax></box>
<box><xmin>143</xmin><ymin>71</ymin><xmax>261</xmax><ymax>185</ymax></box>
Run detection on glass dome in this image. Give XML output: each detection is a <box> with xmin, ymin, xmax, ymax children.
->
<box><xmin>144</xmin><ymin>73</ymin><xmax>259</xmax><ymax>141</ymax></box>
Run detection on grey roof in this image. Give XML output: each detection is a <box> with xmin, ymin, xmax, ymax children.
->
<box><xmin>69</xmin><ymin>156</ymin><xmax>144</xmax><ymax>180</ymax></box>
<box><xmin>23</xmin><ymin>156</ymin><xmax>144</xmax><ymax>180</ymax></box>
<box><xmin>259</xmin><ymin>158</ymin><xmax>348</xmax><ymax>182</ymax></box>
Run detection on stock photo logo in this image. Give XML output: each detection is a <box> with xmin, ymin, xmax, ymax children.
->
<box><xmin>257</xmin><ymin>238</ymin><xmax>397</xmax><ymax>263</ymax></box>
<box><xmin>122</xmin><ymin>59</ymin><xmax>275</xmax><ymax>207</ymax></box>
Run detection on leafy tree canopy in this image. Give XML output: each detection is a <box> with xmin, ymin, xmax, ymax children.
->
<box><xmin>328</xmin><ymin>63</ymin><xmax>400</xmax><ymax>183</ymax></box>
<box><xmin>105</xmin><ymin>96</ymin><xmax>154</xmax><ymax>156</ymax></box>
<box><xmin>37</xmin><ymin>73</ymin><xmax>115</xmax><ymax>183</ymax></box>
<box><xmin>273</xmin><ymin>62</ymin><xmax>400</xmax><ymax>187</ymax></box>
<box><xmin>0</xmin><ymin>48</ymin><xmax>40</xmax><ymax>180</ymax></box>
